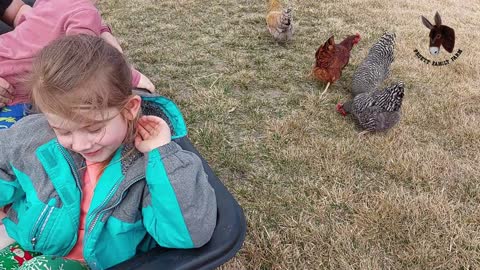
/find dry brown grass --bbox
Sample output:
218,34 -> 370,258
100,0 -> 480,268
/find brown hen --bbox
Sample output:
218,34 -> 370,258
312,33 -> 361,96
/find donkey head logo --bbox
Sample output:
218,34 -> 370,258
421,12 -> 455,55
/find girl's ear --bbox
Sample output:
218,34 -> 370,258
123,95 -> 142,120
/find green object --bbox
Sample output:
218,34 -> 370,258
0,243 -> 40,270
0,243 -> 87,270
19,255 -> 88,270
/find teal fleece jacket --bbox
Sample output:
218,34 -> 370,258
0,95 -> 217,269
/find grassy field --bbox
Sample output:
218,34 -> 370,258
100,0 -> 480,268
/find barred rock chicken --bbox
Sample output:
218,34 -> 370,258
312,33 -> 361,97
266,0 -> 293,43
337,82 -> 405,134
351,32 -> 396,96
337,32 -> 405,134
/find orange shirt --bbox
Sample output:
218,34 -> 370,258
66,162 -> 103,261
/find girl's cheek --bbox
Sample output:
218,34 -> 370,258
91,129 -> 108,145
101,123 -> 127,146
56,136 -> 72,149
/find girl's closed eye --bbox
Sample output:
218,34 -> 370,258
53,128 -> 71,136
86,124 -> 107,142
86,125 -> 105,134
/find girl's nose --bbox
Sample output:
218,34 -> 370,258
71,133 -> 93,153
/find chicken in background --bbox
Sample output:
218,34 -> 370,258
351,32 -> 396,96
336,32 -> 405,134
312,33 -> 361,97
266,0 -> 293,43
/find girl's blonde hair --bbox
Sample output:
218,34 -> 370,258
29,34 -> 138,144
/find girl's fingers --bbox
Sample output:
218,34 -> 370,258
137,122 -> 150,139
139,116 -> 166,128
146,122 -> 160,135
140,116 -> 162,127
0,96 -> 10,104
138,116 -> 167,138
141,121 -> 155,133
139,117 -> 160,134
142,115 -> 163,123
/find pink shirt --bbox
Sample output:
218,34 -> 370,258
66,161 -> 103,262
0,0 -> 140,106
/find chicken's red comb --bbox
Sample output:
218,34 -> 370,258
354,33 -> 361,43
336,103 -> 347,116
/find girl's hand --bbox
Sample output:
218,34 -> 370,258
137,72 -> 156,93
100,31 -> 123,53
135,116 -> 172,153
0,77 -> 14,108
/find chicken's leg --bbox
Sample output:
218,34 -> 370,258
358,130 -> 370,137
319,82 -> 331,97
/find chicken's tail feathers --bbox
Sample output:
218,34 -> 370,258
280,7 -> 293,27
389,81 -> 405,94
379,81 -> 405,112
394,81 -> 405,100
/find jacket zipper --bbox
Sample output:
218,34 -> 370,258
83,176 -> 143,267
85,176 -> 144,237
30,205 -> 54,250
